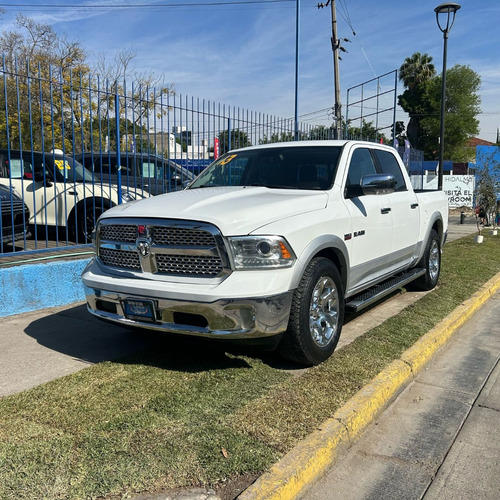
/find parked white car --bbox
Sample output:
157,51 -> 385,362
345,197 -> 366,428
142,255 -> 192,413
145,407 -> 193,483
0,150 -> 142,242
82,140 -> 448,365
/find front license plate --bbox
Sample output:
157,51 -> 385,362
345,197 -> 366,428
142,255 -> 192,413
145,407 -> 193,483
123,299 -> 156,322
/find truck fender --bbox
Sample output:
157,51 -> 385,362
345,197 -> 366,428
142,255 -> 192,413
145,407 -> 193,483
290,234 -> 350,292
416,212 -> 445,263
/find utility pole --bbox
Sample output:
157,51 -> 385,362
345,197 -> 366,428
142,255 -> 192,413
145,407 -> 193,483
318,0 -> 342,139
330,0 -> 342,139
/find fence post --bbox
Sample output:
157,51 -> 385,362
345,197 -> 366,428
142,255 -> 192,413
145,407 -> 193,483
115,82 -> 122,204
228,117 -> 232,151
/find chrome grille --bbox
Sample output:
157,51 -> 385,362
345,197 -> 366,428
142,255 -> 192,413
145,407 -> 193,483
152,226 -> 216,246
1,199 -> 25,213
156,254 -> 222,276
100,224 -> 136,243
99,248 -> 141,270
97,219 -> 228,278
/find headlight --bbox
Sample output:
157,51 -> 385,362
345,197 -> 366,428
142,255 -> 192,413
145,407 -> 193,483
227,236 -> 296,270
121,190 -> 136,203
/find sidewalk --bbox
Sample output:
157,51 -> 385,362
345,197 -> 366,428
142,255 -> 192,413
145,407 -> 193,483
303,290 -> 500,500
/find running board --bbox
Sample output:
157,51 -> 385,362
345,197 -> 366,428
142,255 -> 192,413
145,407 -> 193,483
345,268 -> 426,313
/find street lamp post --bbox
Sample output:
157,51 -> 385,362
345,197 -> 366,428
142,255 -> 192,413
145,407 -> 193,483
434,2 -> 461,190
294,0 -> 300,141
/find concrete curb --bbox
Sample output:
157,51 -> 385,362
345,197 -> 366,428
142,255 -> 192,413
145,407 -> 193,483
238,272 -> 500,500
0,258 -> 90,318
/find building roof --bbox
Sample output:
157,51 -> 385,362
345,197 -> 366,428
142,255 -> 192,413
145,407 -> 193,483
467,137 -> 495,148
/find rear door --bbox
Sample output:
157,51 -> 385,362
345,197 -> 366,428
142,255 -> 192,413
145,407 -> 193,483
372,148 -> 419,269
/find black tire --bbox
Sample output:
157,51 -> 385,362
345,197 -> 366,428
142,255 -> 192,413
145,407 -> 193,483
76,200 -> 110,243
278,257 -> 344,366
412,229 -> 441,291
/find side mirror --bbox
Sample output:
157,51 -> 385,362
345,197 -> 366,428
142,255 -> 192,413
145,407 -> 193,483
34,171 -> 45,182
360,174 -> 396,196
34,171 -> 53,187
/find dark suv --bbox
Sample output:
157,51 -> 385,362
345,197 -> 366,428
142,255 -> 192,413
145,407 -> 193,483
0,184 -> 30,246
76,152 -> 195,196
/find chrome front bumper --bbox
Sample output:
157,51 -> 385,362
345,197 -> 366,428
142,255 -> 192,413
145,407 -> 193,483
83,285 -> 293,339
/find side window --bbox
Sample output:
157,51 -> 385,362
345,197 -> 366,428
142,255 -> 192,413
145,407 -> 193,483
25,155 -> 43,179
141,161 -> 157,179
345,148 -> 377,196
373,149 -> 407,192
99,158 -> 120,176
6,159 -> 26,179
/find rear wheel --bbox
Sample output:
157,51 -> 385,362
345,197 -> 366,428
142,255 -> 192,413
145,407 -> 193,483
412,229 -> 441,291
278,257 -> 344,366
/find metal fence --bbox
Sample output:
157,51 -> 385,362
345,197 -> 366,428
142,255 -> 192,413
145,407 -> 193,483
0,58 -> 423,258
0,57 -> 336,255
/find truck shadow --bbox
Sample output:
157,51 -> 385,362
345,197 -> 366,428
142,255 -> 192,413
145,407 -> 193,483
23,303 -> 252,373
23,288 -> 410,375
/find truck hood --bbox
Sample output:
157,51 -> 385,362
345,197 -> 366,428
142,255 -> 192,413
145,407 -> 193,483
100,186 -> 328,235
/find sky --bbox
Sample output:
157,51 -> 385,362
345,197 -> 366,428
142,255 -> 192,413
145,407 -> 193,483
0,0 -> 499,143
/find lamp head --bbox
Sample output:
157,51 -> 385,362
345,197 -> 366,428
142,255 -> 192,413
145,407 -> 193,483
435,3 -> 461,34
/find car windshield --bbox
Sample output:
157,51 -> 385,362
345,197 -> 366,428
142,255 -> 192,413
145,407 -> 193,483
48,156 -> 94,183
141,160 -> 194,182
188,146 -> 342,190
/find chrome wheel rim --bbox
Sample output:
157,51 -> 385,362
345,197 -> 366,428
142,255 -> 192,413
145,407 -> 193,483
309,276 -> 339,347
429,240 -> 440,282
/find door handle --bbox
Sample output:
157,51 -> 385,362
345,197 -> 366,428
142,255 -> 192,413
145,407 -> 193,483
411,203 -> 419,209
381,207 -> 391,214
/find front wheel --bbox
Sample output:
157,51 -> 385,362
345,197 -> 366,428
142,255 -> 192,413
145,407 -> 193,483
75,200 -> 110,243
278,257 -> 344,366
412,229 -> 441,291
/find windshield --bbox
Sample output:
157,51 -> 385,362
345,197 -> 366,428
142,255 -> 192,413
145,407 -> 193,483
49,156 -> 94,183
188,146 -> 342,190
141,160 -> 194,182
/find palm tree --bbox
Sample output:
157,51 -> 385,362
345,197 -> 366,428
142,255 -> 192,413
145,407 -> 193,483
399,52 -> 436,90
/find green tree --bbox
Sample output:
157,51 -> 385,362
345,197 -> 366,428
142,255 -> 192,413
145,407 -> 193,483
475,149 -> 500,226
0,14 -> 90,151
218,129 -> 251,154
398,52 -> 481,161
399,52 -> 436,90
308,125 -> 335,140
420,65 -> 480,161
259,130 -> 308,144
398,52 -> 436,150
346,119 -> 388,143
0,16 -> 174,155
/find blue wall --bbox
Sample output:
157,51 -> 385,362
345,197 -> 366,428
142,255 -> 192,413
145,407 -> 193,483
475,145 -> 500,199
0,258 -> 90,317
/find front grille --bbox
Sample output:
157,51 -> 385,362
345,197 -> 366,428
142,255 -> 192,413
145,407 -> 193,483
152,226 -> 217,247
1,199 -> 24,213
100,248 -> 141,270
100,224 -> 136,243
1,200 -> 29,236
97,219 -> 227,278
156,254 -> 222,276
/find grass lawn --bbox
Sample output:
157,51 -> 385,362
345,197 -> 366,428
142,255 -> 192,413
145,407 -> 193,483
1,233 -> 499,499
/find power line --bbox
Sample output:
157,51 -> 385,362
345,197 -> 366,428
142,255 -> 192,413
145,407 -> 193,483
0,0 -> 295,9
335,0 -> 377,78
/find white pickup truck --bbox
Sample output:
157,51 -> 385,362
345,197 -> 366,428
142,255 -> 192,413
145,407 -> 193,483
82,141 -> 448,365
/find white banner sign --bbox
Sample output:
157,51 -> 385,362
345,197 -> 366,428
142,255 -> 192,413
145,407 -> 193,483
410,175 -> 475,208
444,176 -> 475,208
